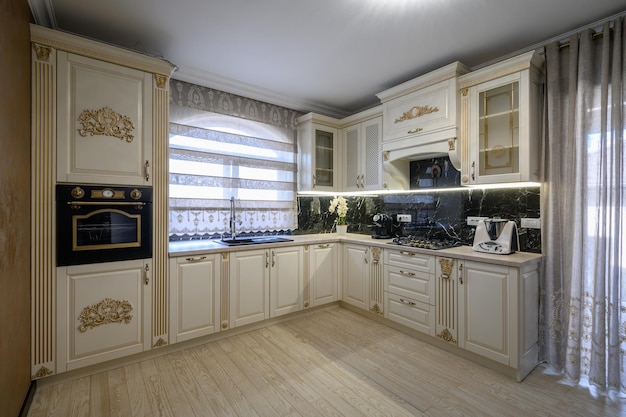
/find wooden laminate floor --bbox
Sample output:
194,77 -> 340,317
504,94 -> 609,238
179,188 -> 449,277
28,306 -> 626,417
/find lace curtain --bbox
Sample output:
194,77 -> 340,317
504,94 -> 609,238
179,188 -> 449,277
540,18 -> 625,394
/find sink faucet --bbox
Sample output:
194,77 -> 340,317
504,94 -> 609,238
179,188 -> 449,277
229,196 -> 237,239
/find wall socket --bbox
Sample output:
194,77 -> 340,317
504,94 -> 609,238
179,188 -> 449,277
397,214 -> 411,223
466,216 -> 488,226
521,218 -> 541,229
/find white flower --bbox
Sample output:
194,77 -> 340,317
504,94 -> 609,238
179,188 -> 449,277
329,196 -> 348,225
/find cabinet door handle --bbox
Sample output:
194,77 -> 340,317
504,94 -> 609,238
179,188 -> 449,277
317,244 -> 330,248
364,248 -> 369,264
399,298 -> 416,306
312,174 -> 316,188
399,270 -> 416,277
144,263 -> 150,285
266,251 -> 269,268
144,160 -> 150,182
185,256 -> 207,262
399,251 -> 415,256
272,250 -> 276,267
407,127 -> 423,134
471,161 -> 475,181
459,264 -> 464,284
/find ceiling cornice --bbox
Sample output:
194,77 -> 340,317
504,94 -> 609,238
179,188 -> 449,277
27,0 -> 57,28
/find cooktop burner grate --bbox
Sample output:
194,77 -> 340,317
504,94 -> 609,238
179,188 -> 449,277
388,235 -> 460,250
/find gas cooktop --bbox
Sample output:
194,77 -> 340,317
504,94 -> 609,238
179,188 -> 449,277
388,235 -> 460,250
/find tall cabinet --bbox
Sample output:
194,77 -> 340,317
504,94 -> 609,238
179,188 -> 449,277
30,25 -> 175,379
342,107 -> 383,192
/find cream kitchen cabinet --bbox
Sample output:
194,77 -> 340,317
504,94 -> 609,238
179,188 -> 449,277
307,242 -> 339,308
384,249 -> 435,335
56,51 -> 154,186
229,246 -> 303,328
343,112 -> 383,192
458,258 -> 540,381
297,113 -> 341,192
435,257 -> 460,345
270,246 -> 304,317
342,243 -> 371,310
376,62 -> 470,169
56,259 -> 152,372
169,254 -> 221,344
458,51 -> 544,185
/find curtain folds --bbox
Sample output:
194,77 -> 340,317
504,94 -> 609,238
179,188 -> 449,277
540,17 -> 626,394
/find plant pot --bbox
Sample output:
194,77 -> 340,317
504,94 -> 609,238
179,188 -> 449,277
336,225 -> 348,235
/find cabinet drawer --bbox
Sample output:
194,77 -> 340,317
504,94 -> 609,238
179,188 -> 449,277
386,250 -> 434,274
386,292 -> 435,336
386,265 -> 433,305
383,79 -> 454,143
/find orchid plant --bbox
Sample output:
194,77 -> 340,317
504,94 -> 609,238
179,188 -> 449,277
328,196 -> 348,225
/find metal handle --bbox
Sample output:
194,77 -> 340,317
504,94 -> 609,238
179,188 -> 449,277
407,127 -> 423,134
399,270 -> 416,277
144,160 -> 150,182
399,251 -> 415,256
459,264 -> 464,284
471,161 -> 475,181
265,251 -> 269,268
185,256 -> 207,262
317,244 -> 330,248
272,250 -> 276,267
364,248 -> 369,264
144,264 -> 150,285
355,175 -> 360,188
399,298 -> 416,306
312,174 -> 316,188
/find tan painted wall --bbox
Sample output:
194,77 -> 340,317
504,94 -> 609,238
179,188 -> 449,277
0,0 -> 32,415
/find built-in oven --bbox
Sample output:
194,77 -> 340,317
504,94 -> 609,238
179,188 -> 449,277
56,184 -> 152,266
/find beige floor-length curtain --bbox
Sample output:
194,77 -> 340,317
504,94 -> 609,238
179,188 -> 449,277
540,17 -> 625,394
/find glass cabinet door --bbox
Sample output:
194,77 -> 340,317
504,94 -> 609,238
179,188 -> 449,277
478,81 -> 520,177
314,129 -> 334,188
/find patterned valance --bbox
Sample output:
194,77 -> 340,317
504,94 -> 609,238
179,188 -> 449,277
170,79 -> 302,130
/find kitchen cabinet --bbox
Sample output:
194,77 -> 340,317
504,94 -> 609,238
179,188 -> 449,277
56,259 -> 152,372
229,249 -> 269,327
384,249 -> 435,335
56,51 -> 153,186
342,243 -> 371,310
169,254 -> 221,343
458,51 -> 544,185
376,62 -> 470,171
297,113 -> 341,192
435,257 -> 460,345
30,25 -> 174,379
343,113 -> 383,192
270,246 -> 304,317
308,242 -> 339,308
229,246 -> 303,327
458,258 -> 540,381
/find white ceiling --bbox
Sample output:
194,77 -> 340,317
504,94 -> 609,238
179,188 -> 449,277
29,0 -> 626,118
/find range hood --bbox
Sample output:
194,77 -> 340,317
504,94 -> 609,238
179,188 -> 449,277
376,62 -> 469,189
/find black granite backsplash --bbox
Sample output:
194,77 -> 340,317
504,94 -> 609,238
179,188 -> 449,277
295,187 -> 541,253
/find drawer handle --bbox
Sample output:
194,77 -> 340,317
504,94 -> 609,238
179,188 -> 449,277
185,256 -> 207,262
399,270 -> 416,277
399,251 -> 415,256
399,298 -> 416,306
407,127 -> 423,134
317,244 -> 330,248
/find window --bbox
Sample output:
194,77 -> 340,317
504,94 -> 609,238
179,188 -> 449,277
168,110 -> 298,238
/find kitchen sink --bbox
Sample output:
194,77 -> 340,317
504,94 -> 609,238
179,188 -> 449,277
216,236 -> 294,246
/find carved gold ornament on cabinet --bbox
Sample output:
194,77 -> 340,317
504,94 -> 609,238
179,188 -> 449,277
437,328 -> 457,344
77,298 -> 133,333
394,105 -> 439,123
77,106 -> 135,142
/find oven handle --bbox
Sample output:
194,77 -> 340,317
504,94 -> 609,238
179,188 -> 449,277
67,201 -> 147,210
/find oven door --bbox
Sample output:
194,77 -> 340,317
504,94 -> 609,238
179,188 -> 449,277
57,201 -> 152,266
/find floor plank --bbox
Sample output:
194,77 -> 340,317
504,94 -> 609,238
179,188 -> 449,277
28,306 -> 626,417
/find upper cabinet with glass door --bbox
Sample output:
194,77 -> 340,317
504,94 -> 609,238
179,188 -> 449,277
458,51 -> 544,185
297,113 -> 341,192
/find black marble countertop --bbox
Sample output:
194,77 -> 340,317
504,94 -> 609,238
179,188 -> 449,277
169,233 -> 541,267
